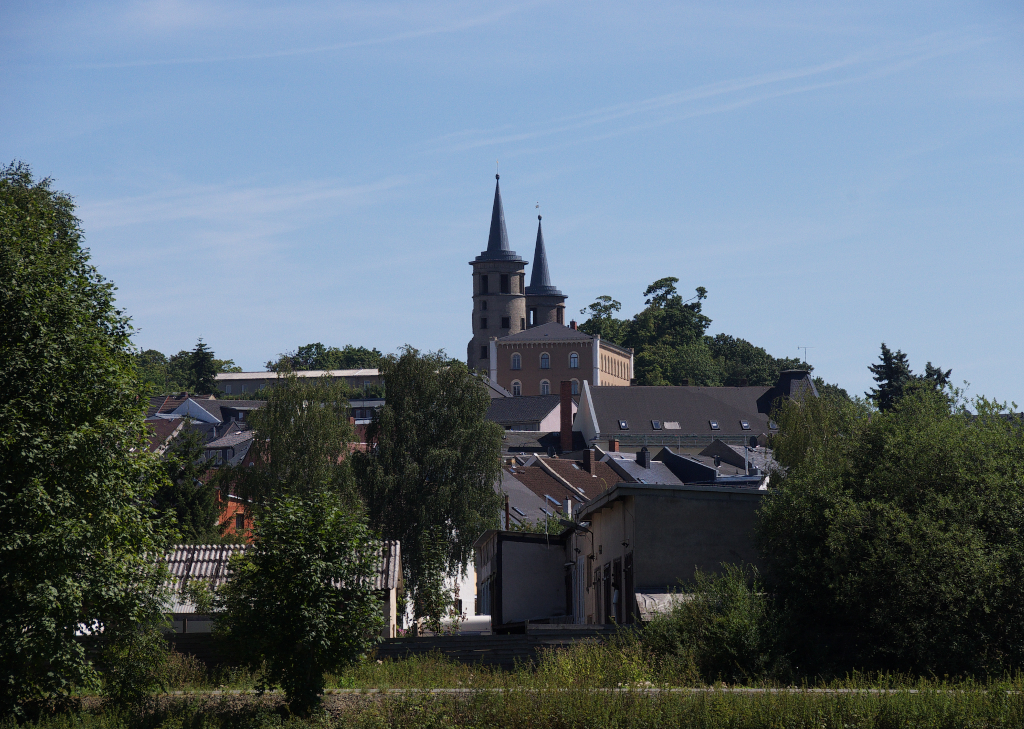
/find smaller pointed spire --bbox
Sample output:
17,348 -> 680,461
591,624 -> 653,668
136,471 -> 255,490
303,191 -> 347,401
526,215 -> 562,296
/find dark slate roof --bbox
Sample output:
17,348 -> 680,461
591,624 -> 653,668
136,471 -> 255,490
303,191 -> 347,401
475,175 -> 525,263
501,430 -> 586,454
204,430 -> 254,450
525,216 -> 563,297
603,451 -> 683,485
698,440 -> 777,473
189,398 -> 266,423
499,321 -> 593,343
486,394 -> 562,426
588,385 -> 781,437
499,469 -> 556,525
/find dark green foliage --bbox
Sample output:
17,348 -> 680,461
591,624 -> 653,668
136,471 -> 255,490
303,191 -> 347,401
644,565 -> 778,683
267,342 -> 384,372
0,163 -> 173,712
355,347 -> 503,623
578,281 -> 809,387
225,374 -> 358,509
813,376 -> 850,401
153,422 -> 223,543
214,492 -> 385,715
867,342 -> 951,411
137,343 -> 238,396
758,384 -> 1024,677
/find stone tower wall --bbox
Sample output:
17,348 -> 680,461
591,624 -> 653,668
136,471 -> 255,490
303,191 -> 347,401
467,260 -> 526,369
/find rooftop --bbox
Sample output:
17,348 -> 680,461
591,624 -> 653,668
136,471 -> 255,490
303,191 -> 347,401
215,369 -> 379,380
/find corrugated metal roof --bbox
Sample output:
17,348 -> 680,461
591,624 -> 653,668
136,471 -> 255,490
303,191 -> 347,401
161,540 -> 401,613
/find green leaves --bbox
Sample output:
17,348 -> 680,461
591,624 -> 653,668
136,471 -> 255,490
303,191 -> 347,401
0,163 -> 174,713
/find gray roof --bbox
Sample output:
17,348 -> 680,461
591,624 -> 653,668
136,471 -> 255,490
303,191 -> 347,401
698,440 -> 777,473
475,175 -> 525,263
190,398 -> 266,423
588,385 -> 779,437
498,469 -> 553,525
204,429 -> 253,450
484,379 -> 513,398
486,395 -> 562,426
525,216 -> 563,297
162,541 -> 402,613
499,322 -> 593,343
602,451 -> 683,485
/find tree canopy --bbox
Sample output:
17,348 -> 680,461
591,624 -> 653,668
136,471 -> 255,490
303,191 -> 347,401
136,339 -> 240,395
758,383 -> 1024,676
0,163 -> 172,711
152,421 -> 224,544
354,347 -> 503,621
578,280 -> 806,386
867,342 -> 951,411
266,342 -> 384,372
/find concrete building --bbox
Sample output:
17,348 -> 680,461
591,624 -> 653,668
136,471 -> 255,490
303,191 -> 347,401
214,369 -> 381,396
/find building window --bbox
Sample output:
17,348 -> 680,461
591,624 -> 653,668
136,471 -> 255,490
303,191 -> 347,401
571,379 -> 579,395
501,316 -> 510,329
512,380 -> 521,396
500,274 -> 510,294
511,353 -> 521,370
569,352 -> 579,369
557,308 -> 563,324
224,384 -> 232,394
540,353 -> 550,369
481,300 -> 487,311
237,411 -> 245,421
540,380 -> 550,395
235,513 -> 244,530
480,275 -> 489,294
480,317 -> 487,329
528,308 -> 536,326
520,317 -> 525,330
480,345 -> 488,360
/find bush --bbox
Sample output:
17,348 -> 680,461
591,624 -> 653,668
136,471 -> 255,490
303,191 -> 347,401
643,564 -> 777,683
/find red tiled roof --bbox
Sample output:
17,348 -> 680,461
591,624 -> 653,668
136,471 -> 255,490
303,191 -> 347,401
544,458 -> 621,500
145,417 -> 181,452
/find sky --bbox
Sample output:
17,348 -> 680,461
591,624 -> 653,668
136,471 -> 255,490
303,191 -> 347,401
3,1 -> 1023,404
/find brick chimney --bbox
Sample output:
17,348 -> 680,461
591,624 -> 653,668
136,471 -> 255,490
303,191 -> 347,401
583,447 -> 595,473
560,381 -> 573,452
569,320 -> 578,330
608,438 -> 619,452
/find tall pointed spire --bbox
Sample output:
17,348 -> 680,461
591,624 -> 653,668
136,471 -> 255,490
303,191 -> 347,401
526,215 -> 562,295
475,174 -> 524,262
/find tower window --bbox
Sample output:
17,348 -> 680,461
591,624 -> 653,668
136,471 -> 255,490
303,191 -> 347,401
512,380 -> 522,396
500,274 -> 510,294
529,308 -> 536,326
557,308 -> 563,324
480,317 -> 487,329
511,353 -> 521,370
480,346 -> 488,360
540,353 -> 550,369
481,300 -> 487,311
501,316 -> 510,329
480,275 -> 489,294
540,380 -> 550,395
520,318 -> 525,330
571,379 -> 579,395
569,352 -> 579,369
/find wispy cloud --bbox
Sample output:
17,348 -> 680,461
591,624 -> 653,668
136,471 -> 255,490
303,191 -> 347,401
73,1 -> 544,69
430,32 -> 988,154
79,174 -> 415,232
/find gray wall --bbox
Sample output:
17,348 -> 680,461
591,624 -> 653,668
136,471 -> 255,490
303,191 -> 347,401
501,538 -> 566,624
633,486 -> 763,592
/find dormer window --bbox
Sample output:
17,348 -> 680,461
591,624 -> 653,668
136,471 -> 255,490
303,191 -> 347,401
709,420 -> 720,430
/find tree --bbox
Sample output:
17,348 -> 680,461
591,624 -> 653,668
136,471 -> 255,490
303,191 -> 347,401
214,492 -> 384,715
706,334 -> 808,387
0,163 -> 172,712
225,374 -> 358,508
354,347 -> 503,623
867,343 -> 951,411
758,383 -> 1024,677
266,342 -> 384,372
153,422 -> 223,543
578,296 -> 629,344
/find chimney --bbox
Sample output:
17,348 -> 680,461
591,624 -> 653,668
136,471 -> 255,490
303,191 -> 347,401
563,497 -> 573,519
636,446 -> 651,469
714,455 -> 721,467
560,381 -> 573,452
569,320 -> 578,330
608,438 -> 619,452
583,447 -> 594,473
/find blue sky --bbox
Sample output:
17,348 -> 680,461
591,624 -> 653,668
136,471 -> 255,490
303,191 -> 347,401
3,1 -> 1022,403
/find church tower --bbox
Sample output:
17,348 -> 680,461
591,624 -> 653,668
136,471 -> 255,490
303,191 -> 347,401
467,175 -> 527,368
524,215 -> 566,327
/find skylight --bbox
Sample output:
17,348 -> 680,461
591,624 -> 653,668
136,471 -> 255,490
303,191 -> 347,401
540,507 -> 553,516
768,420 -> 778,430
740,420 -> 751,430
545,494 -> 561,506
511,506 -> 526,516
651,420 -> 662,430
709,420 -> 720,430
618,420 -> 629,430
664,421 -> 680,430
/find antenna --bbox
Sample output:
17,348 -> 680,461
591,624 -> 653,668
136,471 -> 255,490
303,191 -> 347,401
798,346 -> 814,364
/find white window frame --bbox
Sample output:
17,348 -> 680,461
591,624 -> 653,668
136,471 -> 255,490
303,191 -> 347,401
512,380 -> 522,396
571,379 -> 580,395
540,380 -> 550,395
569,352 -> 579,369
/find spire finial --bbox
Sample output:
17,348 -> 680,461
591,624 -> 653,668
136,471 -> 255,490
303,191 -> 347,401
538,214 -> 542,221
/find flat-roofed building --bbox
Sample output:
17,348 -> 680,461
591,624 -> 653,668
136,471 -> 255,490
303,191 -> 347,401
214,369 -> 381,396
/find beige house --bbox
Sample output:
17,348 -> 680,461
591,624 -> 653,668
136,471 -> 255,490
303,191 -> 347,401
489,322 -> 632,398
